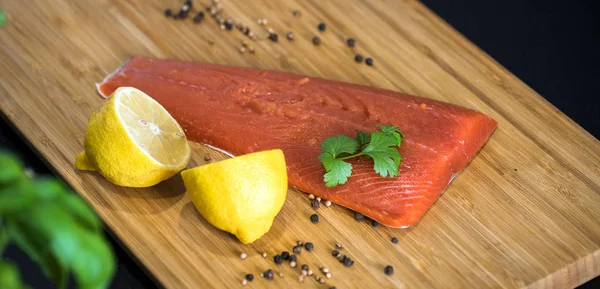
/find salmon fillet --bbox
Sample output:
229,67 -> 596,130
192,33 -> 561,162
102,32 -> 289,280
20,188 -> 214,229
98,57 -> 497,227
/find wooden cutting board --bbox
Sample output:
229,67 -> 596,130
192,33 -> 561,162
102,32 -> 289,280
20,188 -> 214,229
1,0 -> 599,288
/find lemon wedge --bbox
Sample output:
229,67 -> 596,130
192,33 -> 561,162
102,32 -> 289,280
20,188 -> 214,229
76,87 -> 190,187
181,149 -> 287,244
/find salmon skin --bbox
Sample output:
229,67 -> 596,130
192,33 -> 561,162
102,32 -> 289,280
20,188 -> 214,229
98,57 -> 497,228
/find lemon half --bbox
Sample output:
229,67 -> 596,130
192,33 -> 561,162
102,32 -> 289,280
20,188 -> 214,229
181,149 -> 287,244
76,87 -> 190,187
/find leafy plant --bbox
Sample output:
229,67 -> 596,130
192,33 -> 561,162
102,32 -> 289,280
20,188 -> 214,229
0,151 -> 115,289
318,125 -> 404,187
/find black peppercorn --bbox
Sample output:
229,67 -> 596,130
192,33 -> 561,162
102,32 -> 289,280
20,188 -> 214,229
354,54 -> 364,63
384,265 -> 394,275
274,254 -> 283,264
301,264 -> 309,271
224,21 -> 233,30
293,245 -> 302,254
312,36 -> 321,45
371,220 -> 379,227
289,254 -> 297,262
164,9 -> 173,17
245,273 -> 254,281
344,257 -> 354,267
264,269 -> 274,279
332,250 -> 339,257
391,237 -> 398,244
281,251 -> 290,260
354,212 -> 364,221
193,12 -> 204,23
311,198 -> 320,209
318,22 -> 326,31
310,214 -> 319,223
268,33 -> 279,42
304,242 -> 314,251
347,38 -> 356,47
365,58 -> 374,66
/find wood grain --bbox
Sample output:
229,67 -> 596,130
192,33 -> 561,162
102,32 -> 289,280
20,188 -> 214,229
1,0 -> 599,288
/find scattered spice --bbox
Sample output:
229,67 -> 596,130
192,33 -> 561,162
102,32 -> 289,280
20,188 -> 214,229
262,252 -> 267,258
286,32 -> 295,41
325,272 -> 332,279
335,243 -> 343,249
312,36 -> 321,45
268,33 -> 279,42
290,261 -> 297,268
281,251 -> 290,260
307,269 -> 314,276
371,220 -> 379,227
239,46 -> 246,54
308,194 -> 315,200
344,257 -> 354,267
298,275 -> 305,282
278,272 -> 284,278
301,264 -> 309,271
316,197 -> 322,202
318,276 -> 326,284
245,273 -> 254,282
365,57 -> 374,66
384,265 -> 394,275
164,9 -> 173,17
240,252 -> 248,260
241,279 -> 247,286
354,212 -> 364,221
224,21 -> 233,30
178,9 -> 189,19
331,250 -> 339,257
311,198 -> 320,209
297,240 -> 304,246
324,200 -> 332,207
204,154 -> 212,161
193,12 -> 205,23
293,245 -> 302,254
263,269 -> 274,280
304,242 -> 314,251
301,270 -> 308,276
321,267 -> 329,274
354,54 -> 364,63
347,38 -> 356,47
289,254 -> 297,262
274,254 -> 283,264
391,237 -> 399,244
318,22 -> 327,31
293,10 -> 302,17
310,214 -> 319,223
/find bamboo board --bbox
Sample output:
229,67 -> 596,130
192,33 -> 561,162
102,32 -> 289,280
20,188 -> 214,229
1,0 -> 599,288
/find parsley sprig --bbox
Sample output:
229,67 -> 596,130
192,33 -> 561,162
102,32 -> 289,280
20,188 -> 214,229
318,125 -> 404,187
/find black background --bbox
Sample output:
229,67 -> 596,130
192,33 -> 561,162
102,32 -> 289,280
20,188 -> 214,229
1,0 -> 598,288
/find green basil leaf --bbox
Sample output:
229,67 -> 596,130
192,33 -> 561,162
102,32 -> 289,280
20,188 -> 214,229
0,179 -> 36,215
0,152 -> 23,185
0,260 -> 30,289
56,194 -> 102,233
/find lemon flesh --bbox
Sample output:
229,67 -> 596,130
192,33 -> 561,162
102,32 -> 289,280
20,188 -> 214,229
181,149 -> 287,244
76,87 -> 190,187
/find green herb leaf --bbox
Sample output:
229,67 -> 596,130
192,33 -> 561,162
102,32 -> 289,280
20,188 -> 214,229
0,152 -> 22,185
318,125 -> 404,187
378,125 -> 403,146
319,134 -> 359,158
0,260 -> 30,289
319,154 -> 353,187
356,131 -> 371,146
362,132 -> 402,177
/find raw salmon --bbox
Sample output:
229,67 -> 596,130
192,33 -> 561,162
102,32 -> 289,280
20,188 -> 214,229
98,57 -> 497,228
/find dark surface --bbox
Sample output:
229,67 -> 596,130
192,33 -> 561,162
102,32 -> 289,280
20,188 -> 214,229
1,0 -> 599,288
